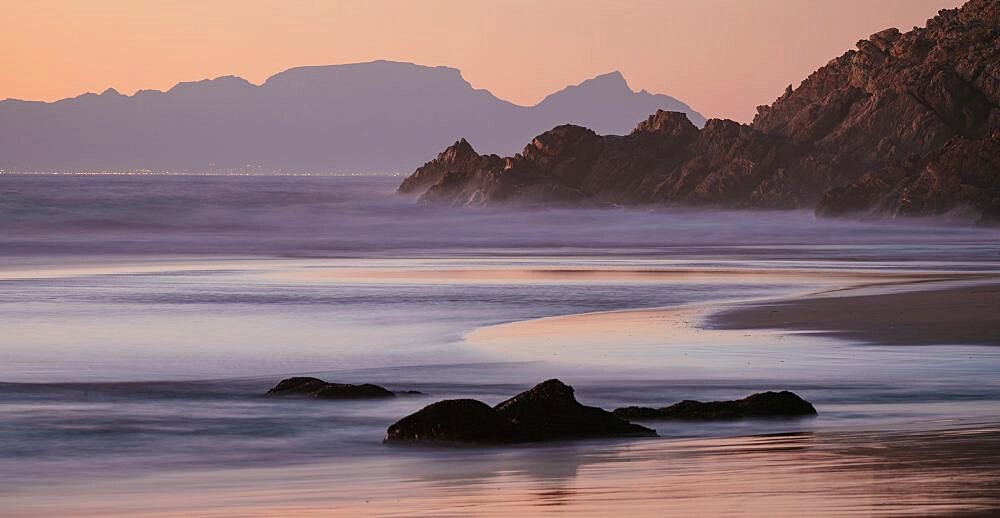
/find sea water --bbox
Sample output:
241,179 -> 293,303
2,174 -> 999,515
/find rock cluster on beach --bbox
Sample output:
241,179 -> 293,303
384,379 -> 656,444
398,0 -> 999,223
613,391 -> 817,421
267,376 -> 420,399
383,381 -> 818,444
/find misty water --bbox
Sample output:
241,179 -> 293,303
2,174 -> 1000,515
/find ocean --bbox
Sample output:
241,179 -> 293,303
2,174 -> 999,515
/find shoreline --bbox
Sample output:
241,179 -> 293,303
709,280 -> 1000,346
5,262 -> 1000,516
468,275 -> 1000,352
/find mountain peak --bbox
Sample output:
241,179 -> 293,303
533,70 -> 705,132
536,72 -> 632,104
262,60 -> 466,88
576,71 -> 630,91
167,75 -> 253,94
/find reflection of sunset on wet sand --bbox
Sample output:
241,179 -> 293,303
10,426 -> 998,517
266,263 -> 972,286
466,274 -> 1000,366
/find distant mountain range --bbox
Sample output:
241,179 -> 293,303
400,0 -> 998,224
0,61 -> 703,172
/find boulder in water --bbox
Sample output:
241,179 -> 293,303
266,376 -> 408,399
384,399 -> 519,443
614,391 -> 817,420
384,379 -> 655,444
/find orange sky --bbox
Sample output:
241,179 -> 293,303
2,0 -> 962,122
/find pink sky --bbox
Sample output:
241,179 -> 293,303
2,0 -> 962,122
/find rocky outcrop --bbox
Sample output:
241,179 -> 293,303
397,138 -> 490,196
384,399 -> 519,443
406,131 -> 592,206
493,379 -> 655,440
267,377 -> 332,396
399,112 -> 798,208
383,379 -> 655,444
398,0 -> 999,222
266,376 -> 416,399
816,130 -> 1000,221
613,391 -> 817,420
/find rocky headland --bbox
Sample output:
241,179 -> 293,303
399,0 -> 999,222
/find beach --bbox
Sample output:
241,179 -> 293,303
4,262 -> 1000,516
711,281 -> 1000,346
2,175 -> 999,516
8,424 -> 1000,517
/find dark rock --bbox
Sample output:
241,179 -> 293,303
383,379 -> 656,444
816,131 -> 1000,219
980,204 -> 1000,225
411,131 -> 589,207
632,110 -> 702,140
613,391 -> 817,420
615,401 -> 743,420
397,138 -> 488,196
265,376 -> 331,396
735,391 -> 818,417
384,399 -> 519,443
494,379 -> 655,440
314,383 -> 394,399
398,0 -> 999,222
266,377 -> 397,399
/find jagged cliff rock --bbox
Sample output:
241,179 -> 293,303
401,110 -> 825,209
399,0 -> 999,221
817,130 -> 1000,222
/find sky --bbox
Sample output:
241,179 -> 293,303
2,0 -> 962,122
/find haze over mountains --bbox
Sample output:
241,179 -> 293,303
0,60 -> 703,173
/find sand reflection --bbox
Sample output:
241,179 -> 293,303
267,264 -> 952,286
8,425 -> 998,516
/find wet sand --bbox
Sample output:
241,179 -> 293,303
265,264 -> 975,285
469,276 -> 1000,355
7,424 -> 999,517
5,257 -> 999,516
711,282 -> 1000,346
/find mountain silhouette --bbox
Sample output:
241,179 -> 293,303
0,60 -> 703,172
